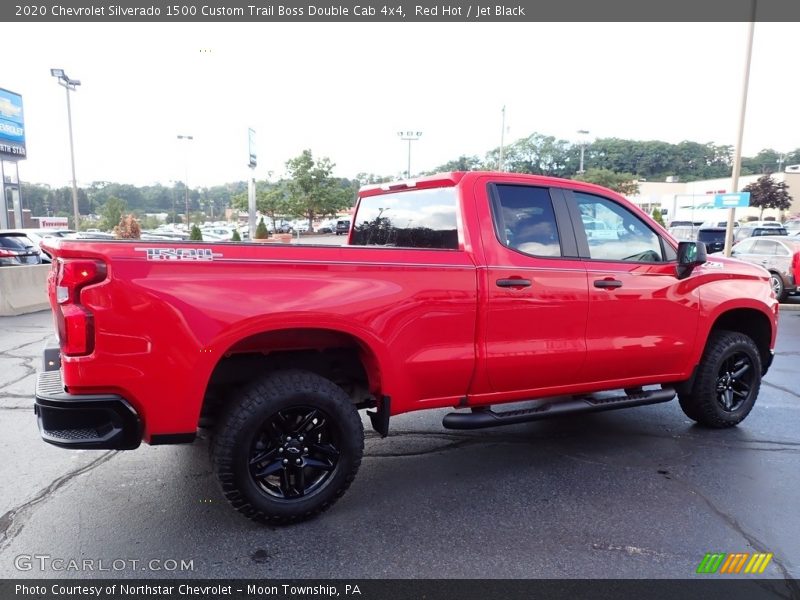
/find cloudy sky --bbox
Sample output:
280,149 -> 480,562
3,22 -> 798,188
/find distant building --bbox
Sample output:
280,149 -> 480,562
626,171 -> 800,223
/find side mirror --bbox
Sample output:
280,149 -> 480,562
676,241 -> 707,280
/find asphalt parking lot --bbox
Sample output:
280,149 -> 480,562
0,304 -> 799,586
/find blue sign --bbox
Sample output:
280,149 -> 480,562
0,88 -> 26,160
713,192 -> 750,208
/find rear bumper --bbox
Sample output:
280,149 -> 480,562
35,369 -> 142,450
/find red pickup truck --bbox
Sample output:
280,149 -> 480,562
36,171 -> 778,524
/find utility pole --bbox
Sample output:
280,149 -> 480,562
499,106 -> 506,171
723,11 -> 756,258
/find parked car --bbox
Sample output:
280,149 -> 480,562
668,220 -> 695,228
733,226 -> 788,244
744,221 -> 783,228
335,219 -> 351,235
0,232 -> 43,266
730,236 -> 800,302
669,225 -> 699,242
0,229 -> 57,262
67,231 -> 116,240
696,227 -> 727,254
699,221 -> 739,228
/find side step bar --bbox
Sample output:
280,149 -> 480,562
442,387 -> 676,430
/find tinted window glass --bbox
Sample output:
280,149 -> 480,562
0,235 -> 28,249
351,187 -> 459,249
491,185 -> 561,257
574,192 -> 663,262
698,230 -> 725,244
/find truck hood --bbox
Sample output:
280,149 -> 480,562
699,254 -> 770,280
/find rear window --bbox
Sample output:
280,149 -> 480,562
351,187 -> 459,250
0,235 -> 29,249
698,230 -> 725,243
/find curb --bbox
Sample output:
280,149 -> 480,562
779,302 -> 800,311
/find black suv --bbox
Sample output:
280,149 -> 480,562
697,227 -> 726,253
335,220 -> 350,236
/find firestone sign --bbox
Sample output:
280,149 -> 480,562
0,88 -> 26,160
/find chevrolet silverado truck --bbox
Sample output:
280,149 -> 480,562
35,171 -> 778,524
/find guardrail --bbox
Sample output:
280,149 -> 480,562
0,264 -> 50,316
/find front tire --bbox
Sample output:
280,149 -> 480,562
212,370 -> 364,524
678,330 -> 761,428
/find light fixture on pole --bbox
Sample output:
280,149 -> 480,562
397,131 -> 422,179
577,129 -> 590,174
51,68 -> 81,229
177,134 -> 194,225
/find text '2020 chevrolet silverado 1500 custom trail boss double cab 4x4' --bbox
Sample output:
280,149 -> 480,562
35,171 -> 778,524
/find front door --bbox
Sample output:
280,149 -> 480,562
566,190 -> 700,385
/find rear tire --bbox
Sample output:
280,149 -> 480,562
211,369 -> 364,524
677,330 -> 761,428
769,272 -> 787,303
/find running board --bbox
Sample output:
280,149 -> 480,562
442,387 -> 676,430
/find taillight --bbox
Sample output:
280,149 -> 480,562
54,259 -> 107,356
793,252 -> 800,278
0,248 -> 19,257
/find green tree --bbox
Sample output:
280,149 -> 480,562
231,229 -> 242,241
254,217 -> 269,239
573,168 -> 640,196
285,150 -> 352,230
427,155 -> 483,174
651,207 -> 665,227
99,197 -> 126,232
190,224 -> 203,240
743,175 -> 793,219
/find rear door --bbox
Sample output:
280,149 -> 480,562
564,189 -> 699,384
476,179 -> 589,395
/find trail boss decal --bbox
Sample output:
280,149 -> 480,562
136,248 -> 223,261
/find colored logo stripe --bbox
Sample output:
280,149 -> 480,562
697,552 -> 773,575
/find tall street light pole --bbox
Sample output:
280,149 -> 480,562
177,135 -> 194,225
724,10 -> 756,258
51,69 -> 81,230
577,129 -> 590,174
398,131 -> 422,179
499,106 -> 506,171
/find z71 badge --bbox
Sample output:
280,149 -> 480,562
136,248 -> 223,261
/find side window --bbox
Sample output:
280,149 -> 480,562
574,192 -> 664,262
733,238 -> 755,254
751,240 -> 777,255
351,187 -> 459,250
491,185 -> 562,257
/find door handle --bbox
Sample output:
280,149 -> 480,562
594,278 -> 623,289
496,278 -> 532,288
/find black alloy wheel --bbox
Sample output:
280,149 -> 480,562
714,352 -> 756,413
248,406 -> 341,499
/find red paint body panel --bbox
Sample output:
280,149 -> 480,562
41,171 -> 778,442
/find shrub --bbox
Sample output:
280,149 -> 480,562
190,224 -> 203,241
113,214 -> 141,239
231,229 -> 242,242
651,207 -> 665,227
254,217 -> 269,239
